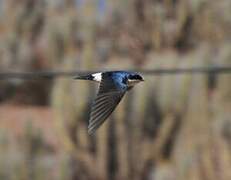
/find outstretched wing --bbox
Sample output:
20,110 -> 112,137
88,73 -> 126,134
88,91 -> 125,134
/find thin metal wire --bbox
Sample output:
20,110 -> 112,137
0,66 -> 230,79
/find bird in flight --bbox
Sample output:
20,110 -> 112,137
74,71 -> 144,135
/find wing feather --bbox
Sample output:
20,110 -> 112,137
88,72 -> 127,135
88,91 -> 125,135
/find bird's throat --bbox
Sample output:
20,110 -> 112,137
127,79 -> 140,86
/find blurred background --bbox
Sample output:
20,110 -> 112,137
0,0 -> 231,179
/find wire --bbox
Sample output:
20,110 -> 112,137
0,66 -> 230,79
140,66 -> 231,75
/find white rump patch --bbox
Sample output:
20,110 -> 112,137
92,73 -> 102,82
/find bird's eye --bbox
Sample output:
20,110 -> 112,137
128,75 -> 133,79
128,74 -> 143,80
135,75 -> 141,80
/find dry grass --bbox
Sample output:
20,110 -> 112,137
0,0 -> 230,179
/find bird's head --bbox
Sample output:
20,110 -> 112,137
127,73 -> 144,86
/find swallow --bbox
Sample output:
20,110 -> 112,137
74,71 -> 144,134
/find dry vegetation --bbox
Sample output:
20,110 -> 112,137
0,0 -> 230,179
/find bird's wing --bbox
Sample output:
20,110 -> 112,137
98,73 -> 122,93
88,74 -> 126,134
88,91 -> 125,134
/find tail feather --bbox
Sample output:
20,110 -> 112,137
74,74 -> 94,81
